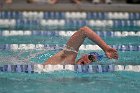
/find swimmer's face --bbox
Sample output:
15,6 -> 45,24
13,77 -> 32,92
76,54 -> 97,65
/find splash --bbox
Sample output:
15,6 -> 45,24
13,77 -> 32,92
0,49 -> 47,65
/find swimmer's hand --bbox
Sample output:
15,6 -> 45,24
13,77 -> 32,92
104,47 -> 118,59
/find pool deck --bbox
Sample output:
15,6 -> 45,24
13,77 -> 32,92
1,2 -> 140,12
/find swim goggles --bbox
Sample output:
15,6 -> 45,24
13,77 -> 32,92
88,52 -> 104,62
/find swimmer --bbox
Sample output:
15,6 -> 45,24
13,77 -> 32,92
43,26 -> 118,65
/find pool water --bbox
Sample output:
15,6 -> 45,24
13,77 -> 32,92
0,36 -> 140,93
0,11 -> 140,93
0,71 -> 140,93
0,36 -> 140,64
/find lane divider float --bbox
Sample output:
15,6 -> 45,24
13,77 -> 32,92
0,44 -> 139,51
1,30 -> 140,37
0,64 -> 140,73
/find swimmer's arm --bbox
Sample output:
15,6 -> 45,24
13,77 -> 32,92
80,26 -> 118,59
80,26 -> 110,52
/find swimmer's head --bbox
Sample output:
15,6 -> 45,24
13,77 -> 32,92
76,52 -> 103,65
76,54 -> 97,65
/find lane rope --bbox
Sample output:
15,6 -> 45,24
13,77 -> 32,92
0,64 -> 140,73
0,44 -> 139,51
1,30 -> 140,37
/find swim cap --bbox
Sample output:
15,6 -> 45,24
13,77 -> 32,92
89,52 -> 104,61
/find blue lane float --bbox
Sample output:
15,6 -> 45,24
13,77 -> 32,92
1,30 -> 140,37
0,64 -> 115,73
1,19 -> 140,29
74,65 -> 113,73
0,64 -> 140,73
0,11 -> 140,20
0,64 -> 34,73
0,44 -> 139,51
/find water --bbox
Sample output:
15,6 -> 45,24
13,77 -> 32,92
0,71 -> 140,93
0,35 -> 139,64
0,35 -> 140,93
0,11 -> 140,93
